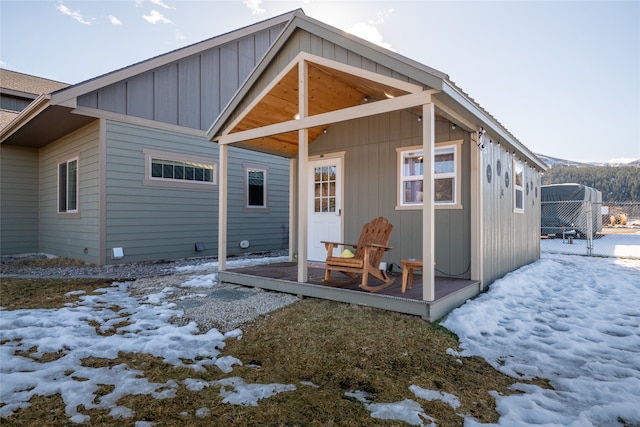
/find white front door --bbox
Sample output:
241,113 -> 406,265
308,156 -> 343,261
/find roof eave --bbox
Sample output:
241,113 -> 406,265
0,94 -> 50,144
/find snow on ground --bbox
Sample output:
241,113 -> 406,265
2,249 -> 640,425
443,253 -> 640,426
541,231 -> 640,259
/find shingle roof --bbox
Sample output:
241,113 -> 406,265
0,69 -> 69,95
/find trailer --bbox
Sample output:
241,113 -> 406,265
541,183 -> 603,238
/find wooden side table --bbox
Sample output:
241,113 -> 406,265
401,259 -> 423,293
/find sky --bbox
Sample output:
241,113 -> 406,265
0,0 -> 638,163
1,241 -> 640,425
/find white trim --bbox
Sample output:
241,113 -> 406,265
209,51 -> 425,140
57,156 -> 79,214
422,103 -> 435,302
513,159 -> 524,214
216,90 -> 436,145
395,139 -> 463,210
244,164 -> 269,210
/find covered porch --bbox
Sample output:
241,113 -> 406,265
218,262 -> 480,322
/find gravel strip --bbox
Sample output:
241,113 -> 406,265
1,251 -> 300,333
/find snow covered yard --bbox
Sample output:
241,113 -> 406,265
1,252 -> 639,426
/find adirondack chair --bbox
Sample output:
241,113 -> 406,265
321,216 -> 394,292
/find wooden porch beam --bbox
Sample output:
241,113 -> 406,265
215,90 -> 437,145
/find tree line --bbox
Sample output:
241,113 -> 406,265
541,166 -> 640,202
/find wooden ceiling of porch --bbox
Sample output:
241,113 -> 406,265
227,61 -> 413,155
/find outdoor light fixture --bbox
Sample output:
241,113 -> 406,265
451,123 -> 456,130
418,116 -> 422,122
293,113 -> 300,120
323,128 -> 328,134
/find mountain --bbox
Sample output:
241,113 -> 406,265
535,154 -> 640,168
537,154 -> 640,201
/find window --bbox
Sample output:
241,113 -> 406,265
151,158 -> 214,183
514,160 -> 524,213
247,168 -> 266,208
143,149 -> 217,189
58,158 -> 78,213
397,140 -> 462,209
434,146 -> 456,203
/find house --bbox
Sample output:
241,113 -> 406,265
206,10 -> 547,321
0,12 -> 295,265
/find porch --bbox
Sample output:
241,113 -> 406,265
218,261 -> 481,322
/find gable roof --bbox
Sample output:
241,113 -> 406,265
208,11 -> 546,171
0,10 -> 300,147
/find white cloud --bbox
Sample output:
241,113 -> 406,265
347,22 -> 393,51
150,0 -> 175,10
243,0 -> 265,15
108,15 -> 122,26
175,30 -> 186,41
143,10 -> 173,24
55,3 -> 93,25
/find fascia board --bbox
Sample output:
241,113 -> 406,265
206,12 -> 304,139
207,12 -> 444,140
50,11 -> 299,107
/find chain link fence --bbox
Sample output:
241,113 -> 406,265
541,201 -> 640,259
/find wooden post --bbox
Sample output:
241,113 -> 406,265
297,60 -> 309,282
218,143 -> 228,271
422,102 -> 435,301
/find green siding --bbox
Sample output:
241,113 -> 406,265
104,121 -> 289,264
38,121 -> 101,263
0,145 -> 39,254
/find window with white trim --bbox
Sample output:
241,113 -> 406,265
397,140 -> 462,209
246,167 -> 267,208
514,160 -> 524,213
58,157 -> 78,213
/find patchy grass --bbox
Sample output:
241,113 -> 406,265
1,278 -> 551,426
0,277 -> 115,310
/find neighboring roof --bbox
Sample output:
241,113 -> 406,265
0,69 -> 69,96
0,110 -> 19,130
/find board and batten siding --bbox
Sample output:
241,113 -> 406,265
38,121 -> 101,263
480,141 -> 541,285
0,145 -> 39,254
77,25 -> 284,132
104,121 -> 289,264
309,112 -> 472,278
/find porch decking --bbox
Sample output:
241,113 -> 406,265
218,261 -> 481,322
